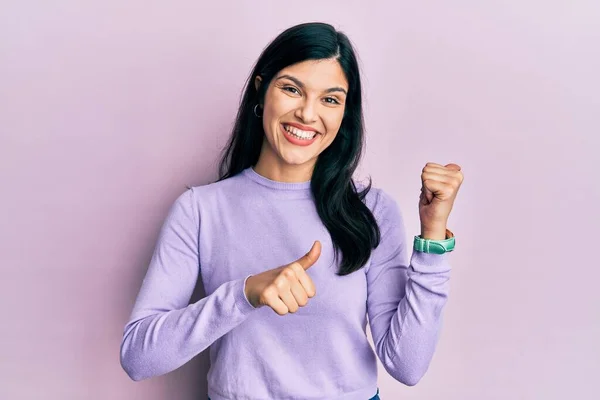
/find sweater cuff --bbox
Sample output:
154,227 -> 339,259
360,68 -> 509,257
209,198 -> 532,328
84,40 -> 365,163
233,274 -> 257,314
410,250 -> 452,274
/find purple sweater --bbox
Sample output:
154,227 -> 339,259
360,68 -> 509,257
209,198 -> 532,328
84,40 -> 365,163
120,166 -> 452,400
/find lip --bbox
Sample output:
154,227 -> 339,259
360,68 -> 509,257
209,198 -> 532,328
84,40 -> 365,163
280,123 -> 319,146
283,122 -> 319,133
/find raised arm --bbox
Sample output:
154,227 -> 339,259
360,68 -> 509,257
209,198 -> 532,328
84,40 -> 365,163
366,189 -> 451,386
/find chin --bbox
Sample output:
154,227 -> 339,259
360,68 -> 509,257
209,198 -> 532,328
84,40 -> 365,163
280,154 -> 314,166
276,147 -> 314,164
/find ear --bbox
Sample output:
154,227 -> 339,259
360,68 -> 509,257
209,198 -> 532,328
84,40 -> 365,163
254,75 -> 262,92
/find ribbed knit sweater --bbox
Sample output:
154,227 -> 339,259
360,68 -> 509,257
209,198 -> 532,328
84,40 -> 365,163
120,166 -> 452,400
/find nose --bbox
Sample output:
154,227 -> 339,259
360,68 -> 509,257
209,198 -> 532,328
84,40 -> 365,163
294,98 -> 317,124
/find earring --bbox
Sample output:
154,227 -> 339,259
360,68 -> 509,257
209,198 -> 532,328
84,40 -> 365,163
253,104 -> 262,118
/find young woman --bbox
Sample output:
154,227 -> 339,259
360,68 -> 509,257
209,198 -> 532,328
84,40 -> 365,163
120,22 -> 463,400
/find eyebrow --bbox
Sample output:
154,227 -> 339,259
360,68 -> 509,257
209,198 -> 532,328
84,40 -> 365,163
276,74 -> 348,95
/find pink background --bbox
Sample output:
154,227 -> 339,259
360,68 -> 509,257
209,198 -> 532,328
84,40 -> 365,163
1,1 -> 599,399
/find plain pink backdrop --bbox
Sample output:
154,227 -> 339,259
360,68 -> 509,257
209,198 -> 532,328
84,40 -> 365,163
1,1 -> 599,399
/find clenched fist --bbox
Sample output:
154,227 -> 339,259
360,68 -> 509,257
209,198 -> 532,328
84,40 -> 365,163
244,241 -> 321,315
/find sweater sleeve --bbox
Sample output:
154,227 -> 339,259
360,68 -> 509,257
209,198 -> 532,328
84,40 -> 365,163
366,189 -> 451,386
119,188 -> 258,381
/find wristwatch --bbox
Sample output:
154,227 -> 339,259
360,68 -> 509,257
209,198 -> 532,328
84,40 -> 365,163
413,228 -> 455,254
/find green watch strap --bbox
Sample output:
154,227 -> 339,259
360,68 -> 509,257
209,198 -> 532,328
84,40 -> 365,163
413,228 -> 455,254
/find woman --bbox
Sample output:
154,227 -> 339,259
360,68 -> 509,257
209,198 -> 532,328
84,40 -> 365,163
120,22 -> 463,400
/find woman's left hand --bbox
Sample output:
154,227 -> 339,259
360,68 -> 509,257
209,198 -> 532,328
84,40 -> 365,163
419,162 -> 464,234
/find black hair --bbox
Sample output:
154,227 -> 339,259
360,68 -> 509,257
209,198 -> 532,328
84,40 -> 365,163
216,22 -> 380,276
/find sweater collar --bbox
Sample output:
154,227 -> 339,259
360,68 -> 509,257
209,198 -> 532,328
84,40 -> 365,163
242,166 -> 312,197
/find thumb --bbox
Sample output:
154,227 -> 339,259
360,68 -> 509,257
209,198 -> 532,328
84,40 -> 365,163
444,163 -> 461,171
420,182 -> 434,205
295,240 -> 321,270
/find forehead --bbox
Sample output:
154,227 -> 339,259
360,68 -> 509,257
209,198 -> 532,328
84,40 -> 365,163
276,59 -> 348,91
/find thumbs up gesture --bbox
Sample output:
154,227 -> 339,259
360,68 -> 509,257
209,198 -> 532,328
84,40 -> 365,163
244,241 -> 321,315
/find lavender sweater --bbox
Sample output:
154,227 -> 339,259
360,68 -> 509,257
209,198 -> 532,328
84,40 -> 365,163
120,166 -> 452,400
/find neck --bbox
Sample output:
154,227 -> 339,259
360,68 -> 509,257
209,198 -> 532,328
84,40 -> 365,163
253,141 -> 315,183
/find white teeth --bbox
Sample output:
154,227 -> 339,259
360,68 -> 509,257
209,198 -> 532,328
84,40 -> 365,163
284,124 -> 316,139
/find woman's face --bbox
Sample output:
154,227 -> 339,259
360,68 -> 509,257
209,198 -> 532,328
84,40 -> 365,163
255,58 -> 348,170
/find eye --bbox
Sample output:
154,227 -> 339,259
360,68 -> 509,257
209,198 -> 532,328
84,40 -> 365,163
283,86 -> 300,95
323,97 -> 340,105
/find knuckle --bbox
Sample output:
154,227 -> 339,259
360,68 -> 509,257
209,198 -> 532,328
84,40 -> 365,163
282,267 -> 295,279
285,263 -> 297,275
262,286 -> 277,298
274,277 -> 288,289
289,263 -> 303,275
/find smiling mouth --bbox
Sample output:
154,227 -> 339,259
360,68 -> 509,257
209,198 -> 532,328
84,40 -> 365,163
282,123 -> 319,140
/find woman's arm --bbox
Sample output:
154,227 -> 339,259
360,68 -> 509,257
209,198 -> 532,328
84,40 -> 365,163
119,188 -> 257,381
366,189 -> 451,386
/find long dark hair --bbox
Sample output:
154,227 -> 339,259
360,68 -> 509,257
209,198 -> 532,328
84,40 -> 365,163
216,22 -> 381,276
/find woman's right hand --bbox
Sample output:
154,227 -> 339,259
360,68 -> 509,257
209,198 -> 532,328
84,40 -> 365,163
244,241 -> 321,315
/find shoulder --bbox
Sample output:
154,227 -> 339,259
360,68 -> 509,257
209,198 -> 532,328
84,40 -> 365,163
167,172 -> 246,221
184,171 -> 246,205
354,179 -> 400,216
354,179 -> 405,231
